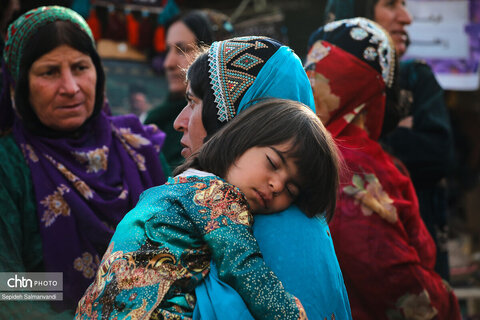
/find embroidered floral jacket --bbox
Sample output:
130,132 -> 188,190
75,174 -> 306,320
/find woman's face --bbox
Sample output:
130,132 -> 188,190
173,82 -> 207,158
164,21 -> 197,95
28,45 -> 97,131
374,0 -> 412,57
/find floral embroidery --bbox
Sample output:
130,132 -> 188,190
193,179 -> 252,232
73,146 -> 109,173
294,297 -> 308,320
118,189 -> 128,199
387,290 -> 438,320
306,71 -> 340,124
40,184 -> 71,227
134,153 -> 147,171
78,241 -> 206,319
205,220 -> 220,232
45,155 -> 94,200
343,173 -> 398,223
74,252 -> 100,279
117,127 -> 151,149
305,40 -> 331,66
20,143 -> 39,162
113,125 -> 148,172
74,180 -> 94,199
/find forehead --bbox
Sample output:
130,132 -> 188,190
31,45 -> 90,66
166,21 -> 197,46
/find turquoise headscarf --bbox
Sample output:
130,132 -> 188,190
194,36 -> 352,320
206,36 -> 315,121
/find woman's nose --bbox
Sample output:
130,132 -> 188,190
60,70 -> 80,95
173,105 -> 190,132
397,5 -> 412,25
164,48 -> 177,70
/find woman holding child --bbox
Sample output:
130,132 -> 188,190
76,37 -> 352,319
174,36 -> 352,319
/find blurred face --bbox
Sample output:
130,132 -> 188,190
164,21 -> 197,94
374,0 -> 412,57
130,92 -> 151,114
173,83 -> 207,158
28,45 -> 97,131
226,142 -> 300,214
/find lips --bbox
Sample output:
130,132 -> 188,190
255,189 -> 271,210
59,102 -> 82,109
390,30 -> 408,41
179,140 -> 191,158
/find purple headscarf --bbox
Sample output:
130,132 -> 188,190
2,6 -> 166,309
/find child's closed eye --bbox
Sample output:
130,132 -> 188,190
286,183 -> 300,199
266,155 -> 277,170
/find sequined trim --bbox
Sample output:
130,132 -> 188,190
363,47 -> 378,61
350,27 -> 368,40
323,18 -> 395,88
208,36 -> 274,122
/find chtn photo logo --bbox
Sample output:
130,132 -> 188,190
0,272 -> 62,292
7,275 -> 33,288
6,274 -> 58,288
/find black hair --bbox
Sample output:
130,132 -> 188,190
323,0 -> 378,24
175,98 -> 341,221
15,20 -> 105,137
167,9 -> 234,47
186,52 -> 220,136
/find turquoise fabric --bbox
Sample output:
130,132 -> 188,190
76,175 -> 304,319
194,207 -> 352,320
194,41 -> 352,320
237,46 -> 315,113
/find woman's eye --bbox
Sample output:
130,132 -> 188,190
76,64 -> 89,71
42,69 -> 57,77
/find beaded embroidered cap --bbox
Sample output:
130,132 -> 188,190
207,36 -> 282,122
307,18 -> 396,89
3,6 -> 94,82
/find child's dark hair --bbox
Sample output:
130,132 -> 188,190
175,98 -> 341,221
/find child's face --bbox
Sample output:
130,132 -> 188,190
225,142 -> 300,214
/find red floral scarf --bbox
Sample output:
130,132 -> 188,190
306,31 -> 460,320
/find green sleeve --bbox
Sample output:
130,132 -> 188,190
0,135 -> 74,319
190,180 -> 303,319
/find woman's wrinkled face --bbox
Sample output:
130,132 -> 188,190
28,45 -> 97,131
374,0 -> 412,57
173,82 -> 207,158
